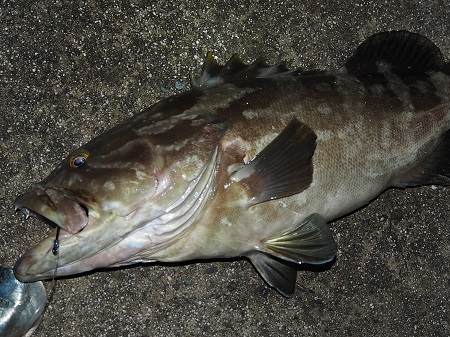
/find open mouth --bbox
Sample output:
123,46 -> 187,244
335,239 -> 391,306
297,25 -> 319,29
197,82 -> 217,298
14,185 -> 89,235
13,186 -> 92,282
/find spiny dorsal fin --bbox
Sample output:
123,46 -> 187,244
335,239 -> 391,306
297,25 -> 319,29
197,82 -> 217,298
191,52 -> 302,89
231,118 -> 316,205
344,30 -> 447,75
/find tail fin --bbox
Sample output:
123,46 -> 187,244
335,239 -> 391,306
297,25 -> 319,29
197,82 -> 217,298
394,129 -> 450,187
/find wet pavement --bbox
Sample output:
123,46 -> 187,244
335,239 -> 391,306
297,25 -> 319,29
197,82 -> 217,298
1,1 -> 449,336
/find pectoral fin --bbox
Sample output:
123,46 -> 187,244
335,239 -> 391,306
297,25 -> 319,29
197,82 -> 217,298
231,118 -> 317,205
249,214 -> 337,296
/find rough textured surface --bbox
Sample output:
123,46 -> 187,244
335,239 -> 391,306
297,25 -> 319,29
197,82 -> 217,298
1,1 -> 449,336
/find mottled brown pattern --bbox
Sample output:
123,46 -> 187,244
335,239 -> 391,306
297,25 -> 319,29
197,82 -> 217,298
403,75 -> 443,112
12,32 -> 450,306
132,89 -> 204,123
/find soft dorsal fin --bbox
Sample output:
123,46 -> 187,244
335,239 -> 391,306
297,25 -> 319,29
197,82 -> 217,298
191,52 -> 302,89
344,30 -> 448,75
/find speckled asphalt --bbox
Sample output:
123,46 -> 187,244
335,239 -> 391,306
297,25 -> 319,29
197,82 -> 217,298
1,1 -> 449,336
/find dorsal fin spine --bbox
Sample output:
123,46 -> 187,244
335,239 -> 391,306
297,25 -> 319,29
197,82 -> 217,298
191,53 -> 301,89
192,31 -> 449,89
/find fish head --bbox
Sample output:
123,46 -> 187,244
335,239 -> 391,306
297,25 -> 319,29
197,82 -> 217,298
16,125 -> 167,230
14,112 -> 228,282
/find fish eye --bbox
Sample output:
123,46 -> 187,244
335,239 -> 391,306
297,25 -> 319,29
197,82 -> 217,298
70,151 -> 89,168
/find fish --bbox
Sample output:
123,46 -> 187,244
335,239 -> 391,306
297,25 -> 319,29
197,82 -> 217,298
13,31 -> 450,297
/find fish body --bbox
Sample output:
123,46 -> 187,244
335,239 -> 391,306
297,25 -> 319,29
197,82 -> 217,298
14,31 -> 450,296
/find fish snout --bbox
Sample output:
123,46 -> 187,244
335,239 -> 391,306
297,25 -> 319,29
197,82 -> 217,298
14,186 -> 89,234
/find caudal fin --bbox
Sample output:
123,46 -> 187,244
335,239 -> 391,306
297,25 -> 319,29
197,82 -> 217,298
394,129 -> 450,187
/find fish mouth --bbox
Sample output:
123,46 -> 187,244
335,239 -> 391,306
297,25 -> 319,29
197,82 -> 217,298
13,185 -> 91,282
14,185 -> 89,234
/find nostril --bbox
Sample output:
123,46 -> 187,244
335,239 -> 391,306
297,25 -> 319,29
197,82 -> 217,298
79,204 -> 89,217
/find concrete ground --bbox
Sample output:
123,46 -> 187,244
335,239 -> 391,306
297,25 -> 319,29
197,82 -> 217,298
1,1 -> 449,336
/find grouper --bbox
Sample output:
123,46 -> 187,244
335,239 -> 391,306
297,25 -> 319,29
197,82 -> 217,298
13,31 -> 450,296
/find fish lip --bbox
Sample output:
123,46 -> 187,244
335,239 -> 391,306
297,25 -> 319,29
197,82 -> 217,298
14,185 -> 89,234
13,185 -> 90,282
13,222 -> 72,282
